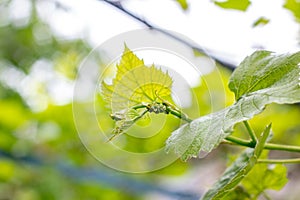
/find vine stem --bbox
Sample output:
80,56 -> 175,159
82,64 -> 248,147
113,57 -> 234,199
264,143 -> 300,152
132,104 -> 147,110
225,136 -> 255,147
168,109 -> 192,123
225,136 -> 300,153
258,158 -> 300,164
243,121 -> 257,144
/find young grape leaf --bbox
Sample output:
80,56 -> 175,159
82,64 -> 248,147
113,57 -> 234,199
166,50 -> 300,160
101,45 -> 173,113
200,124 -> 271,200
213,0 -> 251,11
101,45 -> 173,139
108,109 -> 148,141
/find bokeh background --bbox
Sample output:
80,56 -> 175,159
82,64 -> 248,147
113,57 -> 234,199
0,0 -> 300,199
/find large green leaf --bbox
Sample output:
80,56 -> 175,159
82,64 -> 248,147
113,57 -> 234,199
200,124 -> 271,200
166,51 -> 300,160
228,50 -> 300,100
213,0 -> 251,11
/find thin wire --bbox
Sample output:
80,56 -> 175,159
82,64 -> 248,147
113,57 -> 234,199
100,0 -> 236,71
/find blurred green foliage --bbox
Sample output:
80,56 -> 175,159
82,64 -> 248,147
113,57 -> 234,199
0,0 -> 141,199
284,0 -> 300,22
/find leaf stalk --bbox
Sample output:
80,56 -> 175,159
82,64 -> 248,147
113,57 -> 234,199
258,158 -> 300,164
243,121 -> 257,144
224,136 -> 300,153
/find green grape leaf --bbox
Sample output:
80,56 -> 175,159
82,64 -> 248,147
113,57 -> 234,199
213,0 -> 251,11
166,50 -> 300,160
252,17 -> 270,27
241,163 -> 288,198
229,50 -> 300,100
284,0 -> 300,22
174,0 -> 188,10
200,124 -> 271,200
101,45 -> 173,113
